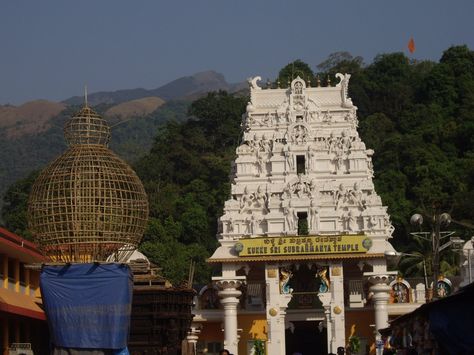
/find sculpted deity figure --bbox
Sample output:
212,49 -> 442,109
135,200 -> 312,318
327,132 -> 337,154
254,185 -> 267,209
333,150 -> 345,174
240,186 -> 253,213
294,81 -> 303,95
282,183 -> 292,200
322,110 -> 332,123
255,150 -> 265,176
306,145 -> 316,172
366,151 -> 375,178
309,199 -> 320,233
340,130 -> 352,154
249,214 -> 260,235
280,268 -> 293,294
293,125 -> 307,144
309,179 -> 318,197
369,216 -> 378,230
283,144 -> 294,171
259,134 -> 271,152
346,210 -> 358,232
294,174 -> 307,198
284,201 -> 298,231
333,183 -> 346,210
226,216 -> 234,233
265,185 -> 272,212
348,182 -> 365,209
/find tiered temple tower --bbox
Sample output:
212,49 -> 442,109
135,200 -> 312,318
208,75 -> 397,354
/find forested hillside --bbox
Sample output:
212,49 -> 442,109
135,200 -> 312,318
2,46 -> 473,283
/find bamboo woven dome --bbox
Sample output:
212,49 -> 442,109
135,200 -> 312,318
28,105 -> 149,262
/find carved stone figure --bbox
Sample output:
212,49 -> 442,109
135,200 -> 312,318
322,110 -> 332,123
340,130 -> 352,154
326,132 -> 337,154
293,81 -> 303,95
366,150 -> 375,178
309,179 -> 318,197
333,184 -> 347,210
240,186 -> 253,213
265,186 -> 272,212
226,217 -> 234,233
368,216 -> 378,230
254,185 -> 267,209
283,144 -> 294,171
294,174 -> 307,198
256,151 -> 265,176
250,214 -> 260,235
348,182 -> 365,209
333,151 -> 345,175
346,210 -> 357,232
281,183 -> 292,200
309,200 -> 320,232
291,124 -> 308,144
306,145 -> 316,171
284,201 -> 298,231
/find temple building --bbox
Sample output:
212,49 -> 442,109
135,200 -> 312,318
0,227 -> 48,355
190,75 -> 429,355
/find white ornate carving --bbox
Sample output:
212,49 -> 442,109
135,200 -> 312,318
248,76 -> 262,90
335,73 -> 353,108
309,199 -> 320,233
284,201 -> 298,232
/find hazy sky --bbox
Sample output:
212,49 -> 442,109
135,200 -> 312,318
1,0 -> 473,105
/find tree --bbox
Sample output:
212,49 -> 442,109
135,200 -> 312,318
1,170 -> 39,239
276,60 -> 314,88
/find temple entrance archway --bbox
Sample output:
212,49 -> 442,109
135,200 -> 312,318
285,321 -> 327,355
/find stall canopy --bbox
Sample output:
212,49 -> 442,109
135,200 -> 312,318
383,282 -> 474,355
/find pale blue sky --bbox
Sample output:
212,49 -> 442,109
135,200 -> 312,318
1,0 -> 473,104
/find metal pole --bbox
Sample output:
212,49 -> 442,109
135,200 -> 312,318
469,249 -> 472,284
432,210 -> 441,299
423,259 -> 428,289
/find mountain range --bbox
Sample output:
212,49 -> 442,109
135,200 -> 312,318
0,70 -> 247,215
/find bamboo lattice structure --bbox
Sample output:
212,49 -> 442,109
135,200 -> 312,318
28,106 -> 149,262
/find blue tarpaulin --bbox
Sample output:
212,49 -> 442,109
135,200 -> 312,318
40,263 -> 133,349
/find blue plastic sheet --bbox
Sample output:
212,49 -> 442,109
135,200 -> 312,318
40,263 -> 133,349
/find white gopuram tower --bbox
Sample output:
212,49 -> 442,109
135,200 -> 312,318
210,75 -> 396,355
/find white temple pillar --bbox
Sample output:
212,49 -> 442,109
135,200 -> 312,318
329,263 -> 345,351
318,293 -> 332,353
369,281 -> 391,338
186,324 -> 201,355
366,261 -> 395,341
214,278 -> 244,355
265,264 -> 292,355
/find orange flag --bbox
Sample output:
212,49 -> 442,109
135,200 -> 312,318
408,37 -> 416,54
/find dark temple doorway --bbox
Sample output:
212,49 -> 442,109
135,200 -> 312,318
285,321 -> 327,355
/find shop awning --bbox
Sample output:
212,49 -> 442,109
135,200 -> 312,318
0,287 -> 46,320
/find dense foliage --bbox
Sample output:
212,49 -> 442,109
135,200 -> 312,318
135,91 -> 247,283
2,46 -> 473,282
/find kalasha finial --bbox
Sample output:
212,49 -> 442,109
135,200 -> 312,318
307,76 -> 311,88
277,79 -> 281,89
327,75 -> 331,87
266,78 -> 272,89
316,75 -> 321,87
287,78 -> 291,88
